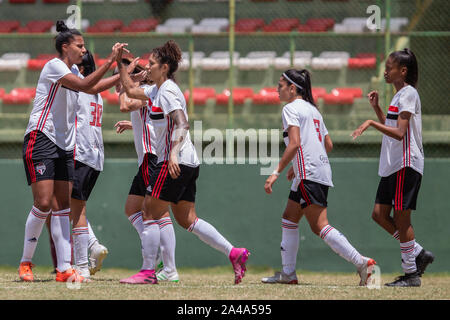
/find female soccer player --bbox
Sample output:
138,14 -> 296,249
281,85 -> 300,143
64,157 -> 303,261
117,40 -> 249,285
113,62 -> 179,283
352,49 -> 434,287
262,69 -> 376,286
19,20 -> 127,282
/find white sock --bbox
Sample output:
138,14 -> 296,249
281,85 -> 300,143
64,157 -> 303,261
400,240 -> 417,274
188,218 -> 233,257
128,211 -> 144,236
320,225 -> 364,268
393,230 -> 423,258
128,212 -> 147,270
72,227 -> 89,268
86,220 -> 98,250
51,209 -> 72,272
281,219 -> 299,275
21,206 -> 51,263
141,220 -> 160,270
158,217 -> 176,272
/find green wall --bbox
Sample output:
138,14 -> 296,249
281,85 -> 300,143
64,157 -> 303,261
0,158 -> 448,274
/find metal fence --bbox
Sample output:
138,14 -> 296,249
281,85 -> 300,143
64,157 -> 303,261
0,0 -> 449,159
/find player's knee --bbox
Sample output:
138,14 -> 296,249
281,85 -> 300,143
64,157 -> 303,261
34,198 -> 52,212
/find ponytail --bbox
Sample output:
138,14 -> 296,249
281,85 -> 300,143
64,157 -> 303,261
54,20 -> 82,55
151,40 -> 183,81
389,48 -> 419,88
282,69 -> 317,108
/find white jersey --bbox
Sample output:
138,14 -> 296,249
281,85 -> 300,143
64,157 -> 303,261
25,58 -> 82,151
281,99 -> 333,190
379,85 -> 424,177
130,109 -> 145,167
74,92 -> 104,171
143,79 -> 200,167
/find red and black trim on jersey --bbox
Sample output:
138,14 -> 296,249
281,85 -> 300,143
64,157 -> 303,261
35,83 -> 60,131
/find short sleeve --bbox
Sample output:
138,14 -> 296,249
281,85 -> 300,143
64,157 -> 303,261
398,87 -> 418,114
320,118 -> 329,137
143,85 -> 153,99
44,59 -> 72,83
160,87 -> 182,115
281,105 -> 300,130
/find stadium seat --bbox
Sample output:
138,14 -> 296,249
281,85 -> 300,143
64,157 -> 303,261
184,87 -> 216,105
215,87 -> 254,105
191,18 -> 228,34
274,51 -> 312,70
263,18 -> 300,32
106,91 -> 119,105
332,87 -> 363,98
155,18 -> 195,33
2,88 -> 35,105
0,88 -> 5,99
238,51 -> 276,70
312,87 -> 327,101
26,53 -> 58,70
121,18 -> 159,33
0,52 -> 29,71
87,19 -> 123,33
252,87 -> 280,105
17,20 -> 53,33
323,90 -> 354,105
201,52 -> 239,70
0,20 -> 21,33
234,18 -> 265,32
179,51 -> 205,71
348,57 -> 376,69
311,51 -> 349,70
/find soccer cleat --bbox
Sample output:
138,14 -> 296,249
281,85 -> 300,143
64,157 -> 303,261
229,247 -> 250,285
385,272 -> 421,287
18,262 -> 35,282
75,266 -> 91,282
357,257 -> 377,286
119,270 -> 158,285
416,249 -> 434,277
261,271 -> 298,284
56,268 -> 87,283
156,269 -> 179,283
89,242 -> 108,275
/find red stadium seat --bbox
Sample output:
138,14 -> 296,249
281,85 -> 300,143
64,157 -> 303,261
121,18 -> 159,33
323,92 -> 354,105
0,88 -> 5,99
348,57 -> 376,69
263,18 -> 300,32
184,88 -> 216,106
0,21 -> 21,33
42,0 -> 70,3
106,92 -> 119,105
311,87 -> 327,101
252,88 -> 280,105
332,87 -> 363,98
17,20 -> 53,33
2,88 -> 35,105
216,87 -> 254,105
87,20 -> 124,33
234,18 -> 265,32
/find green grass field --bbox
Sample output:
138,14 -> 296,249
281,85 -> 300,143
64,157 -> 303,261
1,266 -> 449,300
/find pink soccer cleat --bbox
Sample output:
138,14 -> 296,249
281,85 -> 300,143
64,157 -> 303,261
229,247 -> 250,285
119,270 -> 158,285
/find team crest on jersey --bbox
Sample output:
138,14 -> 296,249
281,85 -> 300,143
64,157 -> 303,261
36,162 -> 46,175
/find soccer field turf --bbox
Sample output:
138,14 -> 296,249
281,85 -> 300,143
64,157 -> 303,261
1,266 -> 449,300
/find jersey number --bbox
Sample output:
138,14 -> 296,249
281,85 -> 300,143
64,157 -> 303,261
313,119 -> 322,142
89,102 -> 102,127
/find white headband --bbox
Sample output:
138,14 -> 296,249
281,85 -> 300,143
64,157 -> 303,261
283,72 -> 303,91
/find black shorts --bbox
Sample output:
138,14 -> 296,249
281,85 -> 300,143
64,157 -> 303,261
71,161 -> 101,201
147,162 -> 200,204
23,130 -> 74,185
375,167 -> 422,211
128,153 -> 158,196
289,180 -> 329,209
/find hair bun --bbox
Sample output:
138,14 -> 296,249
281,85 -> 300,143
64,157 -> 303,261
56,20 -> 69,33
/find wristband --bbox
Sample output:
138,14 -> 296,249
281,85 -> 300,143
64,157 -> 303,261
272,170 -> 280,176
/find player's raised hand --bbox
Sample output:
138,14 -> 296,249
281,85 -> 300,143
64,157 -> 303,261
368,91 -> 379,109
